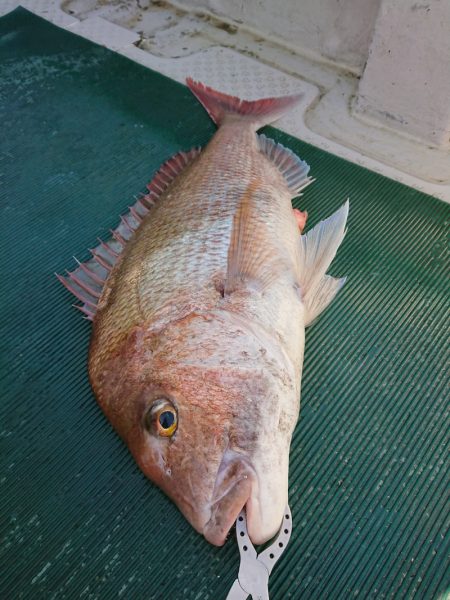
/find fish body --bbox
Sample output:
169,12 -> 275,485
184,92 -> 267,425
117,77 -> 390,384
60,80 -> 348,546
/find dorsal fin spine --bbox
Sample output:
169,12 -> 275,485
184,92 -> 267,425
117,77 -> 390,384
58,146 -> 202,318
75,258 -> 106,285
67,271 -> 101,299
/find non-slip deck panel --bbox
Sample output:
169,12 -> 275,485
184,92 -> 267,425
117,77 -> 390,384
0,8 -> 448,599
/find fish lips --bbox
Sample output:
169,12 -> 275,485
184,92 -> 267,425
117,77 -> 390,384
203,451 -> 257,546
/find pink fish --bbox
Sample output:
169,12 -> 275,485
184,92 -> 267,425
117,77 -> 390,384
59,79 -> 348,546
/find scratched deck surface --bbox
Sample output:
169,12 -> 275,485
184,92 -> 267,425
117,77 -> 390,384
0,8 -> 449,599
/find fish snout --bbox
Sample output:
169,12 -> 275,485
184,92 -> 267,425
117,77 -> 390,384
203,451 -> 257,546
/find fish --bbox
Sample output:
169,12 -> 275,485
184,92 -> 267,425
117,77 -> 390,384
58,78 -> 348,546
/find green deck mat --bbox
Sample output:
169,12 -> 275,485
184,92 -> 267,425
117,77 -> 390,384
1,8 -> 448,599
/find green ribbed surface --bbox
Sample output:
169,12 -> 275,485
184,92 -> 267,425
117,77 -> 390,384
1,8 -> 449,599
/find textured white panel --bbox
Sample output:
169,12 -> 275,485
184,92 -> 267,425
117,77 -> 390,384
67,15 -> 140,49
0,0 -> 78,26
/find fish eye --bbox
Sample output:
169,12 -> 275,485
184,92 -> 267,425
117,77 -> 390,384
145,399 -> 178,437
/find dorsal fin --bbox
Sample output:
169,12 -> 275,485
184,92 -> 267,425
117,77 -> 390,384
57,146 -> 201,319
298,201 -> 349,326
224,182 -> 284,295
258,134 -> 313,196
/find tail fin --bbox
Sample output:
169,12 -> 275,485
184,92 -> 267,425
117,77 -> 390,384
186,78 -> 302,129
299,201 -> 349,326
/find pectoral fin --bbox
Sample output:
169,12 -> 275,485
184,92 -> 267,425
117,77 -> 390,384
225,182 -> 283,295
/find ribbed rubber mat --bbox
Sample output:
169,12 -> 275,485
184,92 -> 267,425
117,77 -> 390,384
1,8 -> 448,599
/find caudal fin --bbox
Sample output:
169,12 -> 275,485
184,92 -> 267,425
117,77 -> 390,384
186,78 -> 302,129
299,201 -> 349,326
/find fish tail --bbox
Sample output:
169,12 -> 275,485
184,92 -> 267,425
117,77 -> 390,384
186,78 -> 302,129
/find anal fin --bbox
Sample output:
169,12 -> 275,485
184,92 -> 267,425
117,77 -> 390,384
299,201 -> 349,326
303,274 -> 346,325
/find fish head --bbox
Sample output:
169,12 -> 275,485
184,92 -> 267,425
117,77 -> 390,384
89,311 -> 300,546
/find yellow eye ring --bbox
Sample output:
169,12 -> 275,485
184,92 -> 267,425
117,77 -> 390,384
146,399 -> 178,437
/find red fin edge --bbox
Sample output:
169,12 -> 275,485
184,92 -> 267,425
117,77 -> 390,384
186,77 -> 302,128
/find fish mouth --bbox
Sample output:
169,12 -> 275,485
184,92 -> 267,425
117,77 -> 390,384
203,450 -> 257,546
